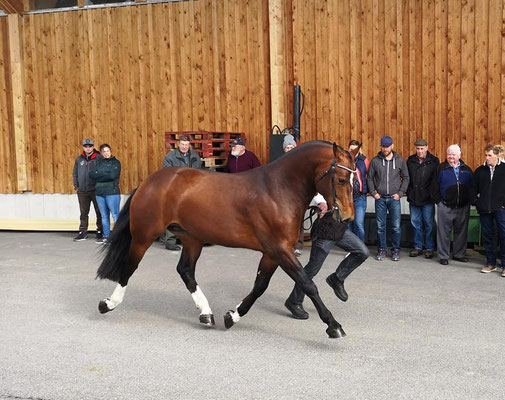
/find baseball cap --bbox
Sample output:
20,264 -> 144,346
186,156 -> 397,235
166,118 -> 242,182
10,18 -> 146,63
380,136 -> 393,147
82,138 -> 94,146
230,137 -> 245,147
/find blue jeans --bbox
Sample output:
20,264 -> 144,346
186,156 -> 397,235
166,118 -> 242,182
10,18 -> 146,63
409,204 -> 435,251
349,195 -> 367,242
375,197 -> 401,252
479,208 -> 505,267
96,194 -> 121,237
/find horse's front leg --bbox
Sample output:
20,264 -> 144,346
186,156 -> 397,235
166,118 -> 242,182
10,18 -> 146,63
224,254 -> 278,329
278,250 -> 346,339
176,236 -> 214,326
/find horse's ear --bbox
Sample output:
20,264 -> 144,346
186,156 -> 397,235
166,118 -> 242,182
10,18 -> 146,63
333,143 -> 346,156
349,144 -> 361,159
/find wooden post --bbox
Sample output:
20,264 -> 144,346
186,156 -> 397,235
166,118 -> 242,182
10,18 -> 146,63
8,14 -> 28,192
269,0 -> 288,130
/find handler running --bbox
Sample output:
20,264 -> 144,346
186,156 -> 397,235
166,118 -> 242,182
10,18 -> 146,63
284,193 -> 370,319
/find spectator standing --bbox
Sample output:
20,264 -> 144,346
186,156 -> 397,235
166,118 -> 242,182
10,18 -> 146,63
223,137 -> 261,173
72,138 -> 103,242
283,134 -> 305,257
367,136 -> 410,261
348,140 -> 369,242
431,144 -> 474,265
89,144 -> 121,244
161,135 -> 202,250
473,145 -> 505,276
406,139 -> 440,259
284,194 -> 369,319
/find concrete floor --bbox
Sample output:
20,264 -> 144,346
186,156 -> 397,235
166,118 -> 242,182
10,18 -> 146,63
0,231 -> 504,400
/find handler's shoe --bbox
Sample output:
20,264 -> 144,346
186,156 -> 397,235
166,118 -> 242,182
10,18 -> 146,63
284,299 -> 309,320
326,273 -> 348,302
73,232 -> 88,241
481,265 -> 497,273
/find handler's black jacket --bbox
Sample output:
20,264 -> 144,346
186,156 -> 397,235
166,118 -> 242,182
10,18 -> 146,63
406,151 -> 440,206
473,161 -> 505,213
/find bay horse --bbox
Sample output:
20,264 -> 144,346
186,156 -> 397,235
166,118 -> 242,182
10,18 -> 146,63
96,140 -> 358,338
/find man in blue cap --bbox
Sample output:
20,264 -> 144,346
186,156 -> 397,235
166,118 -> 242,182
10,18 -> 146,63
367,136 -> 410,261
223,137 -> 261,173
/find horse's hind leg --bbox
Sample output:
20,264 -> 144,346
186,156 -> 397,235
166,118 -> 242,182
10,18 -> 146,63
224,254 -> 278,329
278,250 -> 346,339
99,238 -> 152,314
175,236 -> 214,326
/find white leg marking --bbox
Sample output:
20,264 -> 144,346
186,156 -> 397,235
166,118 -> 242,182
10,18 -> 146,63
230,302 -> 242,323
191,286 -> 213,315
105,284 -> 126,310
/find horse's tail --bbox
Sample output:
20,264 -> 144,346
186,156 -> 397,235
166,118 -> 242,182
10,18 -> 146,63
96,188 -> 137,282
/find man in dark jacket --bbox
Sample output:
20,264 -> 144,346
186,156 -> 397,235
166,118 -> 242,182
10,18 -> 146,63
163,135 -> 202,168
406,139 -> 440,259
367,136 -> 410,261
161,135 -> 201,250
223,137 -> 261,173
474,145 -> 505,276
431,144 -> 474,265
72,138 -> 103,241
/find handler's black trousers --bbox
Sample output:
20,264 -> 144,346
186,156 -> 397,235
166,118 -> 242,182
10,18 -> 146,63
77,191 -> 103,233
287,230 -> 369,305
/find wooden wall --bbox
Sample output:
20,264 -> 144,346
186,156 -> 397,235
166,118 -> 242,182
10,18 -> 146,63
0,17 -> 16,193
1,0 -> 505,194
21,0 -> 271,193
293,0 -> 505,167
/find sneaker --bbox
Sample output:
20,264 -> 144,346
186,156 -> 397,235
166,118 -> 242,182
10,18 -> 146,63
481,266 -> 497,274
165,243 -> 181,251
409,249 -> 422,257
425,250 -> 434,259
391,251 -> 400,261
96,231 -> 103,241
375,249 -> 387,261
294,249 -> 302,257
73,232 -> 88,241
96,237 -> 108,244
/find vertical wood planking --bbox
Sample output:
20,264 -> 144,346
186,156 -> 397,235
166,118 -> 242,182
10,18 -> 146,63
488,0 -> 501,147
474,0 -> 489,156
461,0 -> 475,164
434,0 -> 448,155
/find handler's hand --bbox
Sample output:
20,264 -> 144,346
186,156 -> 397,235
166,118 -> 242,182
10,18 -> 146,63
373,193 -> 381,200
392,194 -> 400,200
317,202 -> 328,218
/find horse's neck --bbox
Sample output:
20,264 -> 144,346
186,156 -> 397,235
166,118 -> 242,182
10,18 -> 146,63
270,155 -> 319,208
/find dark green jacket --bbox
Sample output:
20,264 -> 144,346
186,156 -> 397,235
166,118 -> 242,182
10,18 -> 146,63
89,157 -> 121,196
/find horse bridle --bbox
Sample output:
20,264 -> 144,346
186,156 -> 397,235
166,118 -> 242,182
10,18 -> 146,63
315,158 -> 357,217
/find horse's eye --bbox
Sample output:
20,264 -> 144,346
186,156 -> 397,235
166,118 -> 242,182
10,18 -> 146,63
338,178 -> 346,185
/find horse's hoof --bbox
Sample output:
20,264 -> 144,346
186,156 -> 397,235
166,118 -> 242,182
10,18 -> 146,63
98,299 -> 113,314
326,326 -> 346,338
224,311 -> 235,329
199,314 -> 216,326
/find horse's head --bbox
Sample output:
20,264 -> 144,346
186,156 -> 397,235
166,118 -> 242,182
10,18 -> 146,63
315,143 -> 360,223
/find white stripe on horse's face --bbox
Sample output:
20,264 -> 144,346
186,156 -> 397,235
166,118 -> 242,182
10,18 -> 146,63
105,284 -> 127,310
191,286 -> 212,315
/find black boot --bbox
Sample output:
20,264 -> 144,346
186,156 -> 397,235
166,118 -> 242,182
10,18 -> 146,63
326,273 -> 348,302
284,299 -> 309,319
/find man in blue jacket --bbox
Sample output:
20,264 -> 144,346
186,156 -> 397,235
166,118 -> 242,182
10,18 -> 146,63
431,144 -> 474,265
72,138 -> 103,241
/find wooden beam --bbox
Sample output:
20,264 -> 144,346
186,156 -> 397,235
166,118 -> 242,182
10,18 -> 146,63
0,0 -> 24,15
269,0 -> 288,130
8,14 -> 28,192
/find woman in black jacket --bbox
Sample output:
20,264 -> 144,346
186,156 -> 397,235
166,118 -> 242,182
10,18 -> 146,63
89,144 -> 121,243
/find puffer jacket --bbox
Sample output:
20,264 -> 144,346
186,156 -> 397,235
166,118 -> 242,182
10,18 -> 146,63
73,150 -> 102,192
406,151 -> 440,206
89,157 -> 121,196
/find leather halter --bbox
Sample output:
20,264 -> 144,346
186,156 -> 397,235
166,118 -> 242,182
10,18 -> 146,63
315,158 -> 357,218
